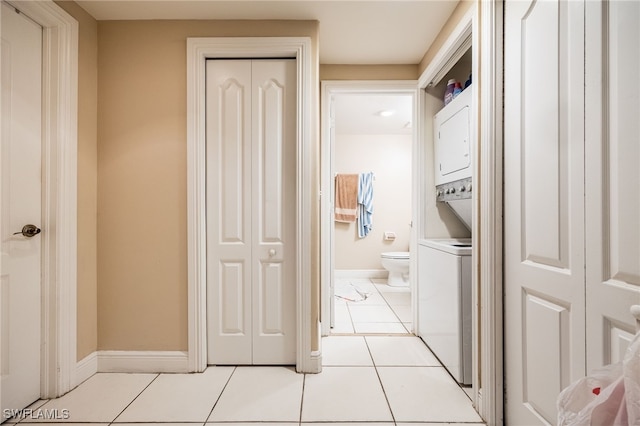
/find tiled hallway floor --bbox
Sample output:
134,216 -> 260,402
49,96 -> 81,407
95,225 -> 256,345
332,279 -> 412,334
5,336 -> 484,426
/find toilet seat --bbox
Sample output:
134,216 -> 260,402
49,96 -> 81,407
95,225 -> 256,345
381,252 -> 409,260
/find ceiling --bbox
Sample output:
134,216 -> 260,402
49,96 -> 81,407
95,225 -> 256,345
75,0 -> 459,65
334,94 -> 413,135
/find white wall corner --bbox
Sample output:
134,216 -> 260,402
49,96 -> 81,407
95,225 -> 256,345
97,351 -> 189,373
75,352 -> 98,386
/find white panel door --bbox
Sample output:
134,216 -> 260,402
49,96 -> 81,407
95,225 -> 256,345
206,60 -> 253,365
206,59 -> 296,365
504,0 -> 585,424
585,0 -> 640,370
1,2 -> 43,413
250,60 -> 296,364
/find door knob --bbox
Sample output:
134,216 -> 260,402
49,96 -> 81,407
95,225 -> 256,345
269,249 -> 276,257
13,224 -> 41,238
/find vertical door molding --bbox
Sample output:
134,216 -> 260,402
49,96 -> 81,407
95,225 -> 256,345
0,0 -> 78,398
186,37 -> 314,372
478,1 -> 503,424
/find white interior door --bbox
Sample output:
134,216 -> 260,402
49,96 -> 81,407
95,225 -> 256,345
504,0 -> 586,424
206,59 -> 296,365
585,0 -> 640,370
1,1 -> 43,413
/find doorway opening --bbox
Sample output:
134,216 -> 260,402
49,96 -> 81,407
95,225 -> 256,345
320,81 -> 419,339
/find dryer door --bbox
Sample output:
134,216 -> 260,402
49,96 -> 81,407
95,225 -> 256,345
434,87 -> 472,185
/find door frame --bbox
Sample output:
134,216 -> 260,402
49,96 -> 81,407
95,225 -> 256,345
477,1 -> 504,424
0,0 -> 78,399
186,37 -> 316,373
319,80 -> 419,338
417,3 -> 504,424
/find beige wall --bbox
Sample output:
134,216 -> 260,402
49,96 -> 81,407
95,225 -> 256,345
320,64 -> 418,81
418,0 -> 474,76
55,0 -> 467,358
334,134 -> 412,270
54,0 -> 99,361
97,20 -> 319,351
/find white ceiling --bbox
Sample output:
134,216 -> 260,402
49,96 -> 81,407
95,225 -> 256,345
75,0 -> 459,65
334,94 -> 413,135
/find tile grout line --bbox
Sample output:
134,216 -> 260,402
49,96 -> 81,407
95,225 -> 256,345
377,283 -> 411,333
363,335 -> 397,426
333,278 -> 411,336
299,372 -> 306,425
109,372 -> 161,425
203,366 -> 237,424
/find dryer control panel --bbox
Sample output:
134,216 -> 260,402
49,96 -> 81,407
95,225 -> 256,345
436,177 -> 472,202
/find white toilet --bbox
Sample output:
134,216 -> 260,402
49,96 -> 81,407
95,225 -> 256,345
380,252 -> 410,287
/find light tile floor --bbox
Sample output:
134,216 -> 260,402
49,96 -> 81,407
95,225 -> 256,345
332,279 -> 413,334
5,279 -> 482,426
5,336 -> 483,426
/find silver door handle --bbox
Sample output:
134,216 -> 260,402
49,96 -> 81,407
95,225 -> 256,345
13,224 -> 41,238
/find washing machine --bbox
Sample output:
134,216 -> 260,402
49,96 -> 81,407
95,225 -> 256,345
418,238 -> 472,385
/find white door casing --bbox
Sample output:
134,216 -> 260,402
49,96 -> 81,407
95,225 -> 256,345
585,0 -> 640,370
206,59 -> 296,365
319,80 -> 419,338
1,2 -> 42,412
0,0 -> 77,403
187,37 -> 314,373
504,0 -> 586,423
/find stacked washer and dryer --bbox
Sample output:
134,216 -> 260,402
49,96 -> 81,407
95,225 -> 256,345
418,86 -> 473,386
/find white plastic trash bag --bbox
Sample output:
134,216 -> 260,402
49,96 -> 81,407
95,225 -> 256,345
557,330 -> 640,425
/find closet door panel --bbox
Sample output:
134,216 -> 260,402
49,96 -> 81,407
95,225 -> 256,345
251,60 -> 296,364
586,0 -> 640,371
504,0 -> 585,423
206,60 -> 253,365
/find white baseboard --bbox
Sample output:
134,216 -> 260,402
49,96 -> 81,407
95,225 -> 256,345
97,351 -> 189,373
309,350 -> 322,373
309,320 -> 322,373
76,352 -> 98,385
335,269 -> 388,279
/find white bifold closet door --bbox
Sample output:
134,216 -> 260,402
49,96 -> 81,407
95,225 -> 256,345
504,0 -> 640,424
206,59 -> 296,365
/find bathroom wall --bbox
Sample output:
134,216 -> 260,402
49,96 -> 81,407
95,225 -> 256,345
334,133 -> 412,271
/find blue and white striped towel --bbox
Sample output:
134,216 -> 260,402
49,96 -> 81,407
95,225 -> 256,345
357,172 -> 374,238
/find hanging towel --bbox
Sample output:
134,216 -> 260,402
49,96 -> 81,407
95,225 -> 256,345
334,174 -> 359,222
357,172 -> 374,238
